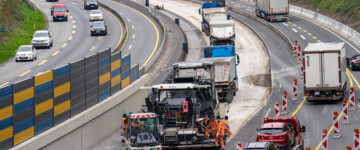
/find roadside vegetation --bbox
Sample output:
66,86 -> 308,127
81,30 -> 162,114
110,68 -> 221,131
290,0 -> 360,32
0,0 -> 45,63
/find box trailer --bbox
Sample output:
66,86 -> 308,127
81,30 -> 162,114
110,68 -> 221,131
255,0 -> 289,21
303,42 -> 346,101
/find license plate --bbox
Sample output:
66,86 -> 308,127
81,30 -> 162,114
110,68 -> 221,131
20,57 -> 27,59
96,31 -> 100,33
315,91 -> 320,96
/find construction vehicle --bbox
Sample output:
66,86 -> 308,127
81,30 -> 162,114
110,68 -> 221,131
255,0 -> 289,22
144,61 -> 229,149
303,42 -> 346,101
124,113 -> 162,150
203,45 -> 240,103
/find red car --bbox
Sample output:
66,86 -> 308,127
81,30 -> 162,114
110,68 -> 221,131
256,117 -> 305,150
51,3 -> 69,21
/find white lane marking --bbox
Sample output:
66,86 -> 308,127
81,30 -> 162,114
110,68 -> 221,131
282,23 -> 289,26
246,9 -> 253,12
132,25 -> 134,29
300,35 -> 306,40
235,5 -> 241,7
127,18 -> 131,22
264,108 -> 271,117
128,45 -> 132,49
292,28 -> 298,33
133,34 -> 135,39
119,11 -> 123,15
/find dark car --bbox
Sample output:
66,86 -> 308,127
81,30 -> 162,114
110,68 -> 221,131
84,0 -> 99,9
350,54 -> 360,71
244,142 -> 277,150
90,21 -> 107,36
46,0 -> 58,2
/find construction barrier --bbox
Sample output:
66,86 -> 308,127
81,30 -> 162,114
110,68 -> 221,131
274,102 -> 280,117
34,70 -> 54,135
293,78 -> 298,100
348,146 -> 353,150
350,87 -> 356,111
0,85 -> 13,149
332,111 -> 340,139
111,51 -> 122,95
343,99 -> 350,124
297,46 -> 302,63
0,48 -> 142,147
355,128 -> 359,150
53,64 -> 71,125
358,98 -> 360,112
13,78 -> 35,145
305,147 -> 311,150
293,46 -> 297,56
300,59 -> 304,79
98,48 -> 111,101
321,129 -> 328,150
281,91 -> 288,115
236,142 -> 242,150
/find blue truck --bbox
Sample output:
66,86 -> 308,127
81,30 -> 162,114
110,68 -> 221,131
203,45 -> 240,103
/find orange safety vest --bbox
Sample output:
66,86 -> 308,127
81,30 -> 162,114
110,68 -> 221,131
122,118 -> 127,129
211,119 -> 219,131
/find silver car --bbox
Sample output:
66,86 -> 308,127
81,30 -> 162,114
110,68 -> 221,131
15,45 -> 37,62
31,30 -> 53,48
89,10 -> 103,21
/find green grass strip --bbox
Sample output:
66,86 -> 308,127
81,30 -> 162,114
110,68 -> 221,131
0,2 -> 45,63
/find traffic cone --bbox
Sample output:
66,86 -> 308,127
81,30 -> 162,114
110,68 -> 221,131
281,91 -> 288,115
332,111 -> 341,139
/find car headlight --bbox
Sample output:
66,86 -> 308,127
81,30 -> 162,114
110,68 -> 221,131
91,29 -> 94,32
102,28 -> 105,31
86,3 -> 89,5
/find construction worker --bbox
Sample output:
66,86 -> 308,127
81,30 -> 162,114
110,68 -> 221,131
121,113 -> 128,142
202,114 -> 210,137
210,116 -> 219,137
216,116 -> 232,149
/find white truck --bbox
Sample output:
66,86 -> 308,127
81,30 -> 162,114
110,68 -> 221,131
255,0 -> 289,22
303,42 -> 346,101
201,57 -> 237,103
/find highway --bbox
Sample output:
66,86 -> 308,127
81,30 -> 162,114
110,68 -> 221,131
225,0 -> 360,149
0,0 -> 123,87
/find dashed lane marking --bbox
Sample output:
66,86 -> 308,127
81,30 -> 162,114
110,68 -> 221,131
292,24 -> 297,27
298,27 -> 302,29
72,30 -> 76,34
287,21 -> 292,24
312,36 -> 317,39
300,35 -> 306,40
62,43 -> 67,48
307,33 -> 312,36
128,45 -> 132,50
72,20 -> 75,23
73,25 -> 76,28
98,36 -> 101,40
127,18 -> 131,22
132,25 -> 134,29
18,70 -> 31,77
37,60 -> 47,66
90,46 -> 95,51
70,16 -> 73,19
133,34 -> 135,39
246,9 -> 252,12
52,51 -> 59,56
317,40 -> 322,43
292,28 -> 298,33
282,23 -> 289,26
0,82 -> 9,88
68,36 -> 72,40
303,30 -> 307,32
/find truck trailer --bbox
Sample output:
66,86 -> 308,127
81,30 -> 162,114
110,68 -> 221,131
255,0 -> 289,22
303,42 -> 346,101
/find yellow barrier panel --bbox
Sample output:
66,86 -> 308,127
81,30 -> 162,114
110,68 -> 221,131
111,59 -> 121,72
121,77 -> 130,89
54,82 -> 70,98
14,126 -> 34,145
14,87 -> 34,105
99,72 -> 111,85
0,126 -> 13,142
54,100 -> 70,116
35,99 -> 53,116
111,74 -> 121,87
0,106 -> 12,120
35,70 -> 53,86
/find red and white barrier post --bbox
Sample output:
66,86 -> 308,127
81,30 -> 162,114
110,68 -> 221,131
293,78 -> 298,100
332,111 -> 341,139
293,46 -> 297,56
297,46 -> 302,64
274,102 -> 280,117
305,147 -> 311,150
300,58 -> 304,79
350,87 -> 356,111
348,146 -> 353,150
343,99 -> 350,124
358,98 -> 360,111
281,91 -> 288,115
236,142 -> 242,150
355,128 -> 359,150
321,129 -> 328,150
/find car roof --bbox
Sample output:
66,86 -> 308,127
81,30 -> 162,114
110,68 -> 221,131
53,3 -> 66,7
92,21 -> 105,24
35,30 -> 48,33
19,45 -> 32,48
261,122 -> 285,129
246,142 -> 271,148
91,10 -> 101,13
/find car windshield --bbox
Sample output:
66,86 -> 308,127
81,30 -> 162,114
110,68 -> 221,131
91,10 -> 101,14
259,128 -> 284,135
159,89 -> 194,99
353,55 -> 360,59
18,46 -> 32,52
34,32 -> 48,37
92,22 -> 104,27
244,149 -> 267,150
87,0 -> 96,2
54,7 -> 66,12
130,118 -> 157,134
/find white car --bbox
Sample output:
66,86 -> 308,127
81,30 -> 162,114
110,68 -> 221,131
31,30 -> 53,48
15,45 -> 37,62
89,10 -> 103,21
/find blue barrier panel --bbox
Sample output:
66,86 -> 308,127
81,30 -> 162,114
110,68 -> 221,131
53,64 -> 71,125
98,48 -> 111,101
0,85 -> 13,149
130,64 -> 139,83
